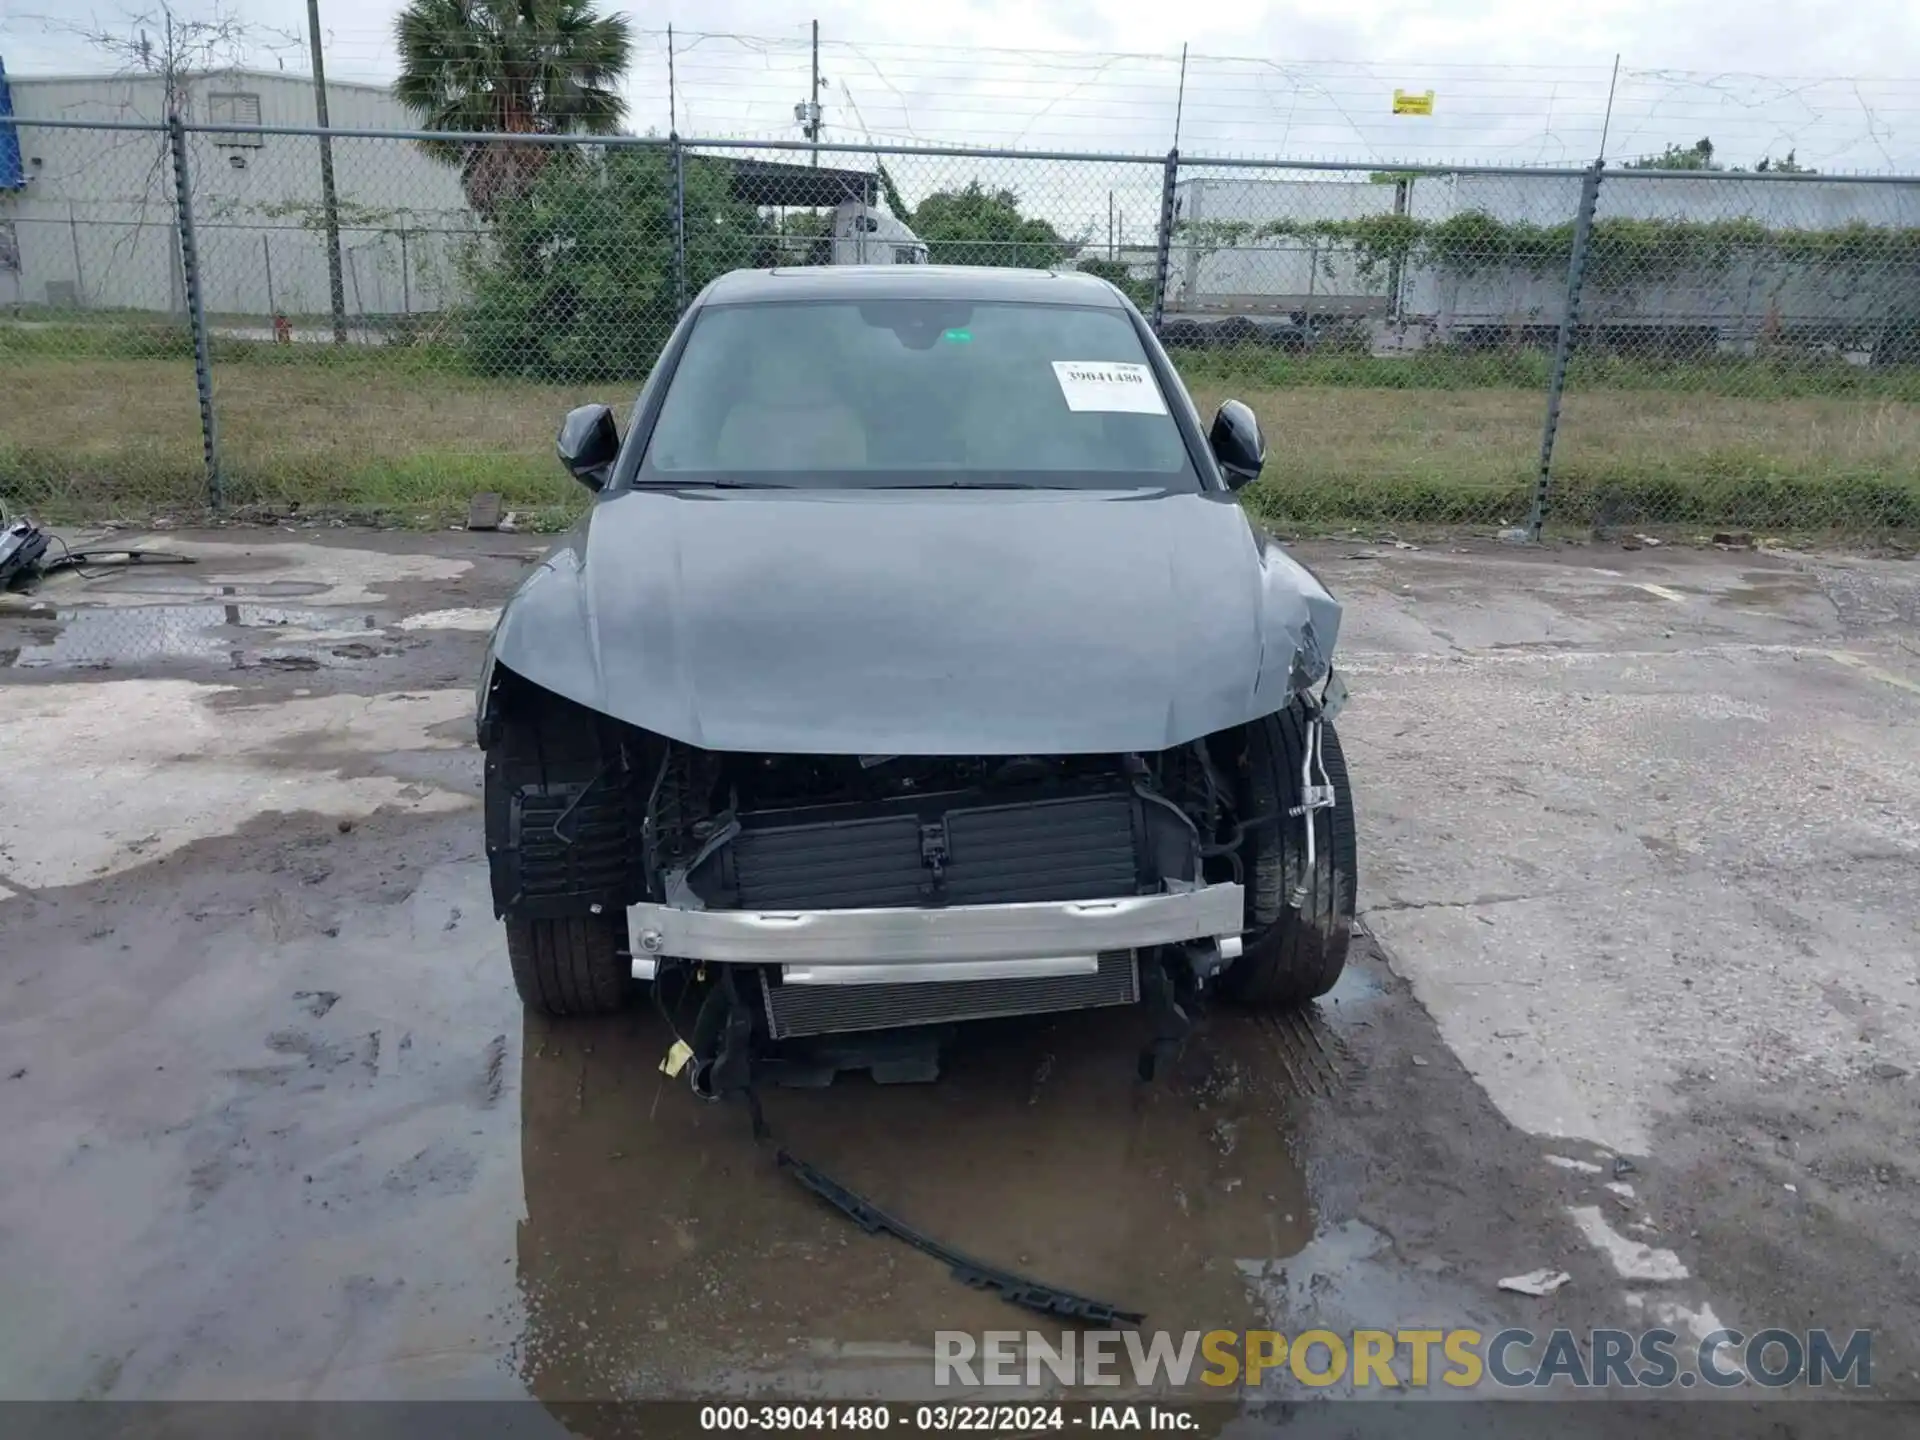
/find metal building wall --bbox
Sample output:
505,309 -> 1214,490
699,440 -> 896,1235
1,71 -> 475,320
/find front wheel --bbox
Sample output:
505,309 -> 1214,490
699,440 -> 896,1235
1218,701 -> 1357,1008
504,913 -> 633,1017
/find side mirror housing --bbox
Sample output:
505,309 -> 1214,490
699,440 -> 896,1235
1209,399 -> 1266,490
556,403 -> 619,490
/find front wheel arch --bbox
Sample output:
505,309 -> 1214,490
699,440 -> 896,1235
1216,700 -> 1357,1007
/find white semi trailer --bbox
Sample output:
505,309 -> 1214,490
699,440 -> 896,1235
1162,170 -> 1920,359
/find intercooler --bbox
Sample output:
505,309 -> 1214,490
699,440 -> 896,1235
760,950 -> 1141,1039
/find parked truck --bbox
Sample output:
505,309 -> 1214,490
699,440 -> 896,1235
824,198 -> 928,265
725,158 -> 928,269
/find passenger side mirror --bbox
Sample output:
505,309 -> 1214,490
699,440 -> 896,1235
1209,400 -> 1265,490
556,403 -> 619,491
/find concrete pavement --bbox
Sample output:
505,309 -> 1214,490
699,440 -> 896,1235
0,527 -> 1914,1414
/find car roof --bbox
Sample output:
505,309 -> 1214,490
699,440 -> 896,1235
701,265 -> 1126,307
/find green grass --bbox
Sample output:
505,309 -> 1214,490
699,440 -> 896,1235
1172,346 -> 1920,402
3,325 -> 1918,532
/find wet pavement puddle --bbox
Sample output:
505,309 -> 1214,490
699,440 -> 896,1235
513,1006 -> 1315,1398
0,533 -> 493,672
0,602 -> 390,669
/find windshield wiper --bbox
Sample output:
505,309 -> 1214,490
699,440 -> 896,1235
634,478 -> 793,490
877,481 -> 1053,490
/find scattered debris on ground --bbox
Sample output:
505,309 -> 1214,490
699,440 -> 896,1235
1499,1268 -> 1572,1297
466,493 -> 504,532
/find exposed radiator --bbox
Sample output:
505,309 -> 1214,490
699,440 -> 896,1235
762,951 -> 1140,1039
725,789 -> 1141,911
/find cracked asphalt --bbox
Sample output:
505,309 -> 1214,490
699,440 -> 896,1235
0,527 -> 1916,1429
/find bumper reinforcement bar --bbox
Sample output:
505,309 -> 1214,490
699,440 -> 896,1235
628,882 -> 1246,973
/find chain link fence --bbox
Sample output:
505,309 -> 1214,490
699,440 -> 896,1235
3,115 -> 1917,538
1166,159 -> 1583,531
1558,169 -> 1920,534
0,118 -> 206,516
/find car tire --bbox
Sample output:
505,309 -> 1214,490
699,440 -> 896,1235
1220,700 -> 1357,1008
504,913 -> 633,1017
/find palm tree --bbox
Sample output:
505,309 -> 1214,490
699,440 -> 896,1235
393,0 -> 633,216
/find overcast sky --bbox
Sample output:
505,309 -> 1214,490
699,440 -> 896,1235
6,0 -> 1919,173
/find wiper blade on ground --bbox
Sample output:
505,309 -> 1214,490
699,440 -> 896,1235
777,1149 -> 1146,1326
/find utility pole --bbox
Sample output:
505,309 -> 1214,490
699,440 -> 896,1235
809,19 -> 820,166
306,0 -> 348,344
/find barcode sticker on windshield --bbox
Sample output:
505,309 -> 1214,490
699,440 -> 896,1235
1051,361 -> 1168,415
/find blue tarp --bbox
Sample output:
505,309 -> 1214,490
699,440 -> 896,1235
0,57 -> 23,190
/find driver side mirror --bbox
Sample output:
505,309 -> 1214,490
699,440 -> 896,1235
556,403 -> 619,491
1209,399 -> 1265,490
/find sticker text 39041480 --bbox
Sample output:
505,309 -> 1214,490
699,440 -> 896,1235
1050,361 -> 1170,415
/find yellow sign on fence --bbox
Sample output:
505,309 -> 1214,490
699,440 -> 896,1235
1392,89 -> 1435,116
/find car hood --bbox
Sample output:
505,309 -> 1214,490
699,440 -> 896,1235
487,486 -> 1340,755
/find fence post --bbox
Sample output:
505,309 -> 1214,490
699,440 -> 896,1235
1151,147 -> 1179,331
67,201 -> 88,309
1527,159 -> 1604,540
670,134 -> 688,316
167,114 -> 223,511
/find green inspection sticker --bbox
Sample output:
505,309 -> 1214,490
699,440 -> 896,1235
942,328 -> 973,343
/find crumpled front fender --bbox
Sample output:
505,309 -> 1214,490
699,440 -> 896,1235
476,529 -> 608,744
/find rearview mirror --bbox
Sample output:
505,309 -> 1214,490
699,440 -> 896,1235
1209,400 -> 1265,490
556,403 -> 619,490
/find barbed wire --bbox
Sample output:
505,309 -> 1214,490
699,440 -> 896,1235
7,18 -> 1920,172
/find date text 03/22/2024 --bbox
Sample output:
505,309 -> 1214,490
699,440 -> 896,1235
697,1405 -> 1195,1431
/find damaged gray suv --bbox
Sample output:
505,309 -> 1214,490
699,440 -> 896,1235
476,265 -> 1354,1086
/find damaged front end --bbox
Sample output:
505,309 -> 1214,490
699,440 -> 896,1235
642,745 -> 1245,1043
483,665 -> 1258,1083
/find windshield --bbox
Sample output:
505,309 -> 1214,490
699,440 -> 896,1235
639,299 -> 1198,490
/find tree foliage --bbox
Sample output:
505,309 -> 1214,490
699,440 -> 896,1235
1176,211 -> 1920,288
1623,137 -> 1817,174
461,150 -> 757,382
874,162 -> 910,223
908,182 -> 1075,268
1624,137 -> 1721,171
394,0 -> 633,216
1075,258 -> 1155,310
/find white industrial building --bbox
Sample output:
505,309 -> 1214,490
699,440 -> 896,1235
0,67 -> 476,323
